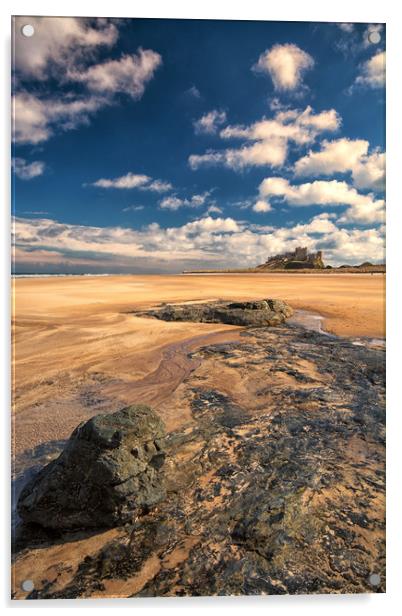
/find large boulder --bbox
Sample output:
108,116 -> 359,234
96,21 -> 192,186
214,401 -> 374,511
145,298 -> 293,327
17,405 -> 167,530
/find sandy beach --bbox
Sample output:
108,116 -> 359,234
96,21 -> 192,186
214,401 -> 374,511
12,273 -> 384,455
12,272 -> 386,599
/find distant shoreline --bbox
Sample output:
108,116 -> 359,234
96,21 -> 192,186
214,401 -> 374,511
12,265 -> 386,279
183,265 -> 386,275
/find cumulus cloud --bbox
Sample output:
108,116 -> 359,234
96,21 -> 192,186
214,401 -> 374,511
91,172 -> 172,192
294,138 -> 385,191
189,139 -> 288,170
190,106 -> 340,171
13,215 -> 242,264
291,212 -> 338,235
253,44 -> 314,91
12,157 -> 45,180
252,200 -> 272,213
295,138 -> 368,175
159,191 -> 212,211
355,50 -> 385,89
13,16 -> 118,79
146,180 -> 173,193
352,151 -> 385,191
337,199 -> 385,225
194,110 -> 227,134
275,106 -> 341,133
92,173 -> 150,189
12,92 -> 107,144
13,213 -> 385,272
259,177 -> 385,224
12,17 -> 162,144
259,177 -> 371,207
221,106 -> 340,144
67,49 -> 162,99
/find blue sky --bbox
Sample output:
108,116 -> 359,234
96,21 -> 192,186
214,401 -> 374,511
12,17 -> 385,273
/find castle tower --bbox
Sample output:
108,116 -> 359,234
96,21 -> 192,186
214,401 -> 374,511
294,246 -> 308,261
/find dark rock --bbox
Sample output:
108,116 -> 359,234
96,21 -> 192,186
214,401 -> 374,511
137,298 -> 293,328
17,405 -> 167,530
15,325 -> 385,599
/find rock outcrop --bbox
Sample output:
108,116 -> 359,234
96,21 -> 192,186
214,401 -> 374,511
141,299 -> 293,327
19,326 -> 385,599
17,405 -> 167,530
13,327 -> 385,598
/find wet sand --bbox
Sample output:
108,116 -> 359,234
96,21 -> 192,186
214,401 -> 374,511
12,273 -> 384,454
12,273 -> 385,599
13,319 -> 386,599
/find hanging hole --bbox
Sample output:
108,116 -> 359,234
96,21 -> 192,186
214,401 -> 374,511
21,579 -> 34,592
21,24 -> 35,38
368,573 -> 381,587
368,30 -> 381,45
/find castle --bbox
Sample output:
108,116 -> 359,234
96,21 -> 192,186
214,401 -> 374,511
257,247 -> 325,270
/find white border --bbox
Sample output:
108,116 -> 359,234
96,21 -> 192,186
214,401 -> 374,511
2,1 -> 401,613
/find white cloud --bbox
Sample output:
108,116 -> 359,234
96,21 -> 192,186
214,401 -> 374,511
67,49 -> 162,99
259,177 -> 369,206
355,50 -> 385,88
335,23 -> 384,58
252,200 -> 272,213
337,23 -> 354,33
194,110 -> 227,135
294,138 -> 385,191
13,16 -> 118,79
190,106 -> 340,171
206,205 -> 223,215
146,180 -> 173,193
91,172 -> 172,192
12,92 -> 107,144
184,217 -> 241,234
12,17 -> 161,145
158,196 -> 183,211
159,191 -> 212,211
274,106 -> 340,133
13,215 -> 242,264
122,205 -> 145,212
352,151 -> 385,191
291,212 -> 338,235
13,213 -> 385,271
253,44 -> 314,91
92,173 -> 150,189
221,106 -> 340,145
337,199 -> 385,225
12,157 -> 45,180
189,138 -> 288,170
295,138 -> 369,176
259,177 -> 385,224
